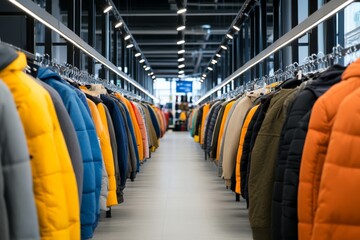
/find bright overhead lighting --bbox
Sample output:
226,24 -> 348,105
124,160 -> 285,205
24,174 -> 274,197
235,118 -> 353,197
200,79 -> 204,83
177,25 -> 186,31
211,59 -> 218,64
178,64 -> 185,69
202,74 -> 206,77
178,49 -> 185,54
150,72 -> 154,75
221,45 -> 227,50
148,73 -> 151,76
233,25 -> 240,31
124,35 -> 131,40
207,67 -> 213,71
126,43 -> 134,48
145,67 -> 150,71
143,65 -> 147,69
139,59 -> 145,63
6,0 -> 162,101
178,70 -> 185,74
103,5 -> 113,13
152,76 -> 156,79
178,75 -> 185,78
177,8 -> 187,14
177,40 -> 185,45
226,33 -> 233,39
135,52 -> 141,57
178,58 -> 185,62
115,21 -> 123,28
216,53 -> 221,58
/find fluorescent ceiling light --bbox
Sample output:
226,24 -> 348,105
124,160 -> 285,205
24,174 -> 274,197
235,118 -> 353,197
216,53 -> 221,58
178,75 -> 185,78
145,67 -> 150,71
233,25 -> 240,31
226,33 -> 233,40
200,79 -> 204,83
124,35 -> 131,40
103,5 -> 113,13
178,58 -> 185,62
195,0 -> 355,105
177,25 -> 186,31
135,52 -> 141,57
139,59 -> 145,63
178,49 -> 185,54
150,72 -> 154,75
178,70 -> 185,74
148,73 -> 151,76
115,21 -> 123,28
207,67 -> 213,71
177,40 -> 185,45
177,8 -> 187,14
178,64 -> 185,69
143,65 -> 147,69
126,43 -> 134,48
7,0 -> 161,101
221,45 -> 227,50
152,76 -> 156,79
211,59 -> 218,64
202,74 -> 206,77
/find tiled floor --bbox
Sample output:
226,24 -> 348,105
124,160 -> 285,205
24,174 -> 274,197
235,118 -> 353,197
93,131 -> 252,240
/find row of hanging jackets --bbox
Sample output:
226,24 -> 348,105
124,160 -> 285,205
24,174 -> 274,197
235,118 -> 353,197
0,45 -> 167,240
189,58 -> 360,240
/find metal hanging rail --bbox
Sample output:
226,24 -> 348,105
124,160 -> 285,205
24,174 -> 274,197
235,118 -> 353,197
195,0 -> 354,105
8,0 -> 158,102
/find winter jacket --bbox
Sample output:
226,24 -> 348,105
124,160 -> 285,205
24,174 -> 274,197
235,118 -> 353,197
271,66 -> 344,240
312,86 -> 360,240
0,80 -> 40,240
115,99 -> 138,179
221,90 -> 262,187
205,102 -> 223,155
38,68 -> 101,239
147,105 -> 161,139
216,101 -> 236,162
194,106 -> 203,138
115,94 -> 144,161
200,103 -> 210,145
235,104 -> 259,194
298,59 -> 360,240
38,80 -> 83,204
142,104 -> 158,149
249,88 -> 296,240
204,101 -> 222,154
209,101 -> 227,159
101,94 -> 129,193
103,105 -> 122,201
244,93 -> 274,204
1,52 -> 80,240
132,102 -> 150,160
87,97 -> 118,207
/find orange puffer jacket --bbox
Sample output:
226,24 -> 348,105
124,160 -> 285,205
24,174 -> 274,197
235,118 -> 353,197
298,59 -> 360,240
311,85 -> 360,240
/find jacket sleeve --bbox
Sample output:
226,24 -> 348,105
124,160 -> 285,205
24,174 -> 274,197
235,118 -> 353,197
100,158 -> 109,211
0,81 -> 40,240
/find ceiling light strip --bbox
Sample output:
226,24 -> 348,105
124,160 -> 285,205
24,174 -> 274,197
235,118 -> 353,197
195,0 -> 354,105
9,0 -> 158,101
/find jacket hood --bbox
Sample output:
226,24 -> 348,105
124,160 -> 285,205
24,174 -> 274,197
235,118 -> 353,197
0,47 -> 25,72
37,67 -> 63,81
342,58 -> 360,81
307,64 -> 345,98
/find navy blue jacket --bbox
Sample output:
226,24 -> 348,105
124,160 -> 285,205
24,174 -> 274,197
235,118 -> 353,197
147,105 -> 161,138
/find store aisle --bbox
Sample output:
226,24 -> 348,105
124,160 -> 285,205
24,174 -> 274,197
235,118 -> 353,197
93,131 -> 252,240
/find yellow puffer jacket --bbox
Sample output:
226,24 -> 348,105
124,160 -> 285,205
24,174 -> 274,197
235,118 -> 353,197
0,52 -> 80,239
87,99 -> 118,207
115,93 -> 144,161
200,103 -> 210,145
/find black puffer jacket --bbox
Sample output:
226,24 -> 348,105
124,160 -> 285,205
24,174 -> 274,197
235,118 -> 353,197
275,65 -> 345,240
205,102 -> 223,154
203,101 -> 223,152
209,101 -> 228,159
194,106 -> 203,137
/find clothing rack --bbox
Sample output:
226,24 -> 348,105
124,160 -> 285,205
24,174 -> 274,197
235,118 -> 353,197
0,41 -> 152,104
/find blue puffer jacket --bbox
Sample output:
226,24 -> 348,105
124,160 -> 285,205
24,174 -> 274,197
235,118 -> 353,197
100,95 -> 129,189
38,68 -> 101,239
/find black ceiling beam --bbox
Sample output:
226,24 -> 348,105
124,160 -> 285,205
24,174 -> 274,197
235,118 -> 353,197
129,29 -> 227,35
118,11 -> 238,16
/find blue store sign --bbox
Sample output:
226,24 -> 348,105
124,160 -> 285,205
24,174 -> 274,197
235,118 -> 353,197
176,81 -> 193,93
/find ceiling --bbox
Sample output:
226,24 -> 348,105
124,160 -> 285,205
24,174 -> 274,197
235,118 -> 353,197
115,0 -> 243,79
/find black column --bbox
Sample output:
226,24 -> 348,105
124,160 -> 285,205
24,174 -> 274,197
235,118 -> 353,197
101,13 -> 109,79
87,0 -> 95,74
45,0 -> 52,56
308,0 -> 318,55
273,0 -> 281,70
291,0 -> 299,63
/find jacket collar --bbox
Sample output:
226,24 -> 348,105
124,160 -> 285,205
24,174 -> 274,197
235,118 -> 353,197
37,67 -> 63,81
342,58 -> 360,81
0,47 -> 25,73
